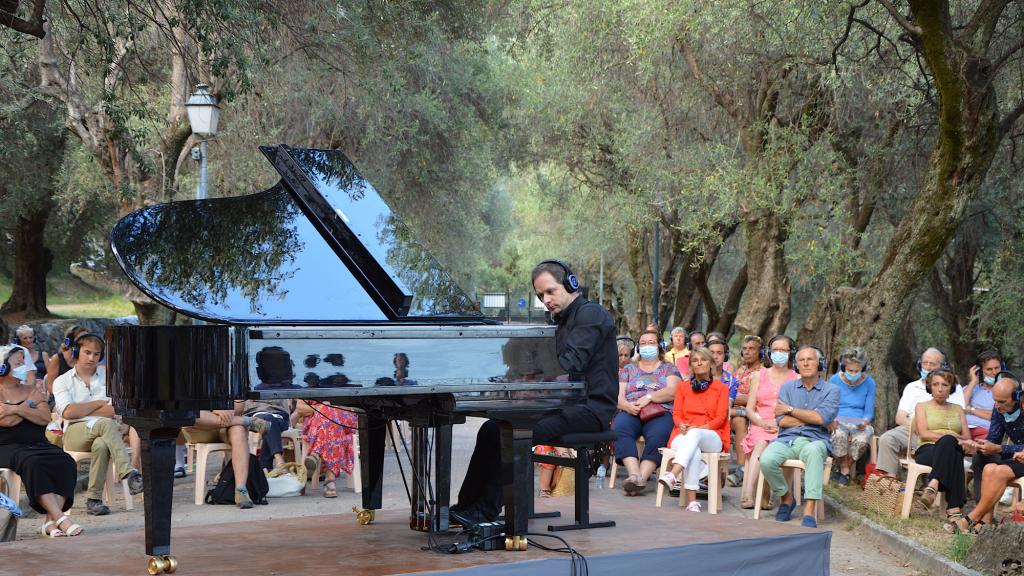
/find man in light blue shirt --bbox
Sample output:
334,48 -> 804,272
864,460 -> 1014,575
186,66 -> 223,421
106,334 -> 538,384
760,345 -> 840,528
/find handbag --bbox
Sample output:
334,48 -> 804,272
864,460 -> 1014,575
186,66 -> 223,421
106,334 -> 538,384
639,402 -> 667,423
265,462 -> 306,498
861,474 -> 905,517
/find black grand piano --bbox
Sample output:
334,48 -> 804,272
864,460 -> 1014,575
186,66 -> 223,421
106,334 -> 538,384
106,145 -> 584,573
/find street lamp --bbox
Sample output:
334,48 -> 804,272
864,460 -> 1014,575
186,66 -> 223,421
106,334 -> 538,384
185,83 -> 220,200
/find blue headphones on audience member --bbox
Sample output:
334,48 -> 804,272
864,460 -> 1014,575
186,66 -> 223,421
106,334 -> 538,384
538,259 -> 580,293
71,333 -> 106,362
0,350 -> 12,377
1000,371 -> 1024,402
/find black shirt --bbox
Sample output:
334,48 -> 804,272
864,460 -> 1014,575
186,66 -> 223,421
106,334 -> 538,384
552,295 -> 618,426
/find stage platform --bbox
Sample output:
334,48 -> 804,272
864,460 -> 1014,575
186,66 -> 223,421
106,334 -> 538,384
0,492 -> 830,575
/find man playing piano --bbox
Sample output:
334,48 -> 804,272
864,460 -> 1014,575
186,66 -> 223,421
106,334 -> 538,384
450,260 -> 618,526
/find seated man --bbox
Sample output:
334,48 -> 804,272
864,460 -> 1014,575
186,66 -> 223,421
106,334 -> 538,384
240,399 -> 291,471
183,408 -> 270,509
954,374 -> 1024,531
875,348 -> 964,477
760,345 -> 839,528
52,334 -> 143,516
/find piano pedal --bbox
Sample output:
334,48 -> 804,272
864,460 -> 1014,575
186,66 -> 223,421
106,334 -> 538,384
147,555 -> 177,575
504,535 -> 528,552
352,506 -> 376,525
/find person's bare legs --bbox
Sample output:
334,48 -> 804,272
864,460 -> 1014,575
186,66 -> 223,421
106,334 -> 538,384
839,455 -> 853,477
731,417 -> 748,466
622,456 -> 641,480
128,426 -> 142,470
538,465 -> 555,493
227,424 -> 249,487
741,441 -> 768,506
37,493 -> 79,535
969,463 -> 1015,523
637,459 -> 658,485
192,411 -> 246,430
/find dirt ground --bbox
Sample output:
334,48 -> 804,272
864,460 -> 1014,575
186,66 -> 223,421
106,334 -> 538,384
8,418 -> 926,574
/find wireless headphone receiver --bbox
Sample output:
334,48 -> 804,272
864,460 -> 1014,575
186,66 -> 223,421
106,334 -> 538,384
71,333 -> 106,362
538,259 -> 580,293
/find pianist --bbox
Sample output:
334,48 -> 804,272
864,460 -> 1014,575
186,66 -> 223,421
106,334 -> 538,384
450,260 -> 617,526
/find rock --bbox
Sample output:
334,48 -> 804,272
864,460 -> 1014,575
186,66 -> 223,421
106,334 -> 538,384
964,521 -> 1024,575
11,318 -> 137,357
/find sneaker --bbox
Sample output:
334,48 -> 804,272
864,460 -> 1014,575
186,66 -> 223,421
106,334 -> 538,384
173,466 -> 186,479
86,498 -> 110,516
658,472 -> 678,491
235,487 -> 254,509
1001,487 -> 1015,505
669,487 -> 681,498
685,501 -> 702,513
775,501 -> 794,522
835,473 -> 849,486
726,470 -> 743,487
801,515 -> 818,528
246,417 -> 271,434
123,470 -> 144,495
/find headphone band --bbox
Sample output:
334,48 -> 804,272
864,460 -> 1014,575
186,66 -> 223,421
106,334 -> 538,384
537,259 -> 580,293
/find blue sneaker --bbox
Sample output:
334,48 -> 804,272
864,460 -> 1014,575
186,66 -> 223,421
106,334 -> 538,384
801,515 -> 818,528
775,501 -> 794,522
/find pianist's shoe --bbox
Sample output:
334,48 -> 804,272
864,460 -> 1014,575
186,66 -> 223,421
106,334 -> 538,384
449,505 -> 489,528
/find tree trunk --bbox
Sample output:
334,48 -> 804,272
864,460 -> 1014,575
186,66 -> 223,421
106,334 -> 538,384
733,211 -> 791,339
0,207 -> 53,318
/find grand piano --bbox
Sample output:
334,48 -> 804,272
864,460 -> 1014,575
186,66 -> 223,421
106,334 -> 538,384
106,145 -> 584,573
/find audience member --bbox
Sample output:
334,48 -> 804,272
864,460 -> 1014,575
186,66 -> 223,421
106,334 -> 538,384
828,347 -> 876,485
616,337 -> 635,370
0,347 -> 78,537
739,334 -> 797,509
664,328 -> 688,365
912,368 -> 970,532
183,409 -> 270,508
240,399 -> 291,471
45,325 -> 88,394
675,330 -> 706,377
3,346 -> 38,391
706,332 -> 734,373
760,345 -> 839,528
727,335 -> 762,487
13,325 -> 48,378
706,338 -> 739,401
52,333 -> 143,516
875,348 -> 964,477
954,373 -> 1024,532
293,400 -> 357,498
613,330 -> 682,496
658,347 -> 730,512
964,349 -> 1003,442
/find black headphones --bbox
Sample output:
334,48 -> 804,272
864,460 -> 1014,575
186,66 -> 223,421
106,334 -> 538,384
924,368 -> 958,395
999,370 -> 1024,402
914,350 -> 951,375
691,378 -> 711,393
838,350 -> 869,374
975,350 -> 1007,380
538,259 -> 580,293
616,335 -> 637,354
706,338 -> 730,363
797,345 -> 827,373
766,335 -> 796,365
686,330 -> 706,351
71,333 -> 106,362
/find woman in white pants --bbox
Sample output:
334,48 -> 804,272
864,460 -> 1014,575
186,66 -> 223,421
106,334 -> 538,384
659,347 -> 731,512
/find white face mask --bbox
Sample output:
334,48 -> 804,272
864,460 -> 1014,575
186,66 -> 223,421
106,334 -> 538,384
11,364 -> 31,382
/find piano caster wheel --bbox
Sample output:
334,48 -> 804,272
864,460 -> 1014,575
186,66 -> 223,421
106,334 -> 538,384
147,555 -> 178,575
504,535 -> 528,551
352,506 -> 375,525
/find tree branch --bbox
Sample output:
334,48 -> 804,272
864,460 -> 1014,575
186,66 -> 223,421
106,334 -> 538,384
877,0 -> 922,36
676,38 -> 743,122
998,98 -> 1024,139
0,0 -> 46,38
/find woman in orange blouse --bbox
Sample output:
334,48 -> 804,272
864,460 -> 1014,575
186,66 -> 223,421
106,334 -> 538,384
658,347 -> 731,512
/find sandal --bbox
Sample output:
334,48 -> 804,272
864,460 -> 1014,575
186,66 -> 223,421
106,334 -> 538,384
740,497 -> 755,510
55,515 -> 83,537
539,489 -> 553,498
947,515 -> 984,535
323,480 -> 337,498
918,486 -> 938,509
41,520 -> 65,538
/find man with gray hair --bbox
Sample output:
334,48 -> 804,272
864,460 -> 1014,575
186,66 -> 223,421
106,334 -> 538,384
664,327 -> 688,365
875,348 -> 964,477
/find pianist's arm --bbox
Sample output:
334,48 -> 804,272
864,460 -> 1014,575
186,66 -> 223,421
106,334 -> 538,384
558,304 -> 606,375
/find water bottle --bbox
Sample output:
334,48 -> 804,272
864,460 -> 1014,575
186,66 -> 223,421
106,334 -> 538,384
595,464 -> 606,489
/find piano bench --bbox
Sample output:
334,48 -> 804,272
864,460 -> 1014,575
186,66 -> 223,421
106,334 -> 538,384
531,430 -> 616,532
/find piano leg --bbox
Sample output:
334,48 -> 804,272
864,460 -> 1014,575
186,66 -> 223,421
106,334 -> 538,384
410,419 -> 453,532
357,412 -> 387,522
124,414 -> 191,574
434,422 -> 452,532
500,423 -> 534,549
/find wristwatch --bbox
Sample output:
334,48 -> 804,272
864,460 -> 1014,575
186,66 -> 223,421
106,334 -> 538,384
26,399 -> 38,409
785,405 -> 794,415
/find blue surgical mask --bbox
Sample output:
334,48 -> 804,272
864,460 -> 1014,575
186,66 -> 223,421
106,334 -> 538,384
1005,408 -> 1021,423
984,375 -> 996,385
638,346 -> 659,361
920,369 -> 929,380
843,371 -> 861,383
770,351 -> 789,367
11,364 -> 30,382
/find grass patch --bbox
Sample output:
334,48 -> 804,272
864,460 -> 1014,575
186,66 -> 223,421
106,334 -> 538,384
827,483 -> 965,560
0,273 -> 134,319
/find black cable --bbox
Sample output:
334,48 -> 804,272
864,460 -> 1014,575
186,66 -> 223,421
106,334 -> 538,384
525,532 -> 589,576
388,420 -> 413,504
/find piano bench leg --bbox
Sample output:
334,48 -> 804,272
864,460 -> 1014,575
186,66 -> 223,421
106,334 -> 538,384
545,446 -> 616,532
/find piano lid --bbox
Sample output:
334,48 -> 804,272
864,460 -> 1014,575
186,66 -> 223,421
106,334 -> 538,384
109,145 -> 484,324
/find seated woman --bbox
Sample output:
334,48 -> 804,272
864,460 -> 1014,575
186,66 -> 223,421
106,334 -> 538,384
13,325 -> 47,385
963,349 -> 1003,442
828,347 -> 876,485
913,368 -> 971,532
739,335 -> 797,509
658,347 -> 730,512
613,330 -> 682,496
294,400 -> 357,498
0,347 -> 78,537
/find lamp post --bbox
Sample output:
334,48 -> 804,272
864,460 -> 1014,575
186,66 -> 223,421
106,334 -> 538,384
185,83 -> 220,200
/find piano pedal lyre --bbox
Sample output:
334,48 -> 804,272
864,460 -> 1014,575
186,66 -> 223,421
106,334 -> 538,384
504,535 -> 528,551
147,555 -> 178,575
352,506 -> 376,525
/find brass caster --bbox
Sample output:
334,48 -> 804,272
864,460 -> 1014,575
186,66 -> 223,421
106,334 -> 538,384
147,555 -> 177,575
352,506 -> 375,525
504,535 -> 528,551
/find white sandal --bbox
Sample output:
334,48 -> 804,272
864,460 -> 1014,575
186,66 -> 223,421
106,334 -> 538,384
41,520 -> 65,538
55,515 -> 83,537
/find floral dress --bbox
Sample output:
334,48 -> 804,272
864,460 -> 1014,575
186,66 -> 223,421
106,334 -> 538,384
302,403 -> 357,476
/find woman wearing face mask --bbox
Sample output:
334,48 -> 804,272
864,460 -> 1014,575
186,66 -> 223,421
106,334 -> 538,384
963,350 -> 1003,442
738,334 -> 798,509
4,347 -> 38,391
827,348 -> 876,485
613,330 -> 682,496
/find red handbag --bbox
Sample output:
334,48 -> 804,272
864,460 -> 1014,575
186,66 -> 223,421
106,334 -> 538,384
639,402 -> 667,423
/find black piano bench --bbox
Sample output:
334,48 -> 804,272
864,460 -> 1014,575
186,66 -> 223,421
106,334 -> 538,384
531,430 -> 617,532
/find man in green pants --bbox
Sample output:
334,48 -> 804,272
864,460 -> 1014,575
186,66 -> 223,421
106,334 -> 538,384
761,345 -> 839,528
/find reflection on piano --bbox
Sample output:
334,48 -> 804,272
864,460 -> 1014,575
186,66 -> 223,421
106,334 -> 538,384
106,145 -> 584,573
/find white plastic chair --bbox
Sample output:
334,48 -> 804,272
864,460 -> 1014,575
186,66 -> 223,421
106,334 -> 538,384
187,442 -> 232,505
899,417 -> 946,518
753,456 -> 833,521
65,451 -> 134,510
654,447 -> 727,513
607,436 -> 645,489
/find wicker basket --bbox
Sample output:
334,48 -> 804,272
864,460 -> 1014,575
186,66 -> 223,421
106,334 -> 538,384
551,466 -> 576,496
862,475 -> 905,517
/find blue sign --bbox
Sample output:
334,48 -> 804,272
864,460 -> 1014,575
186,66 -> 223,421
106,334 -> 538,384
517,298 -> 527,309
